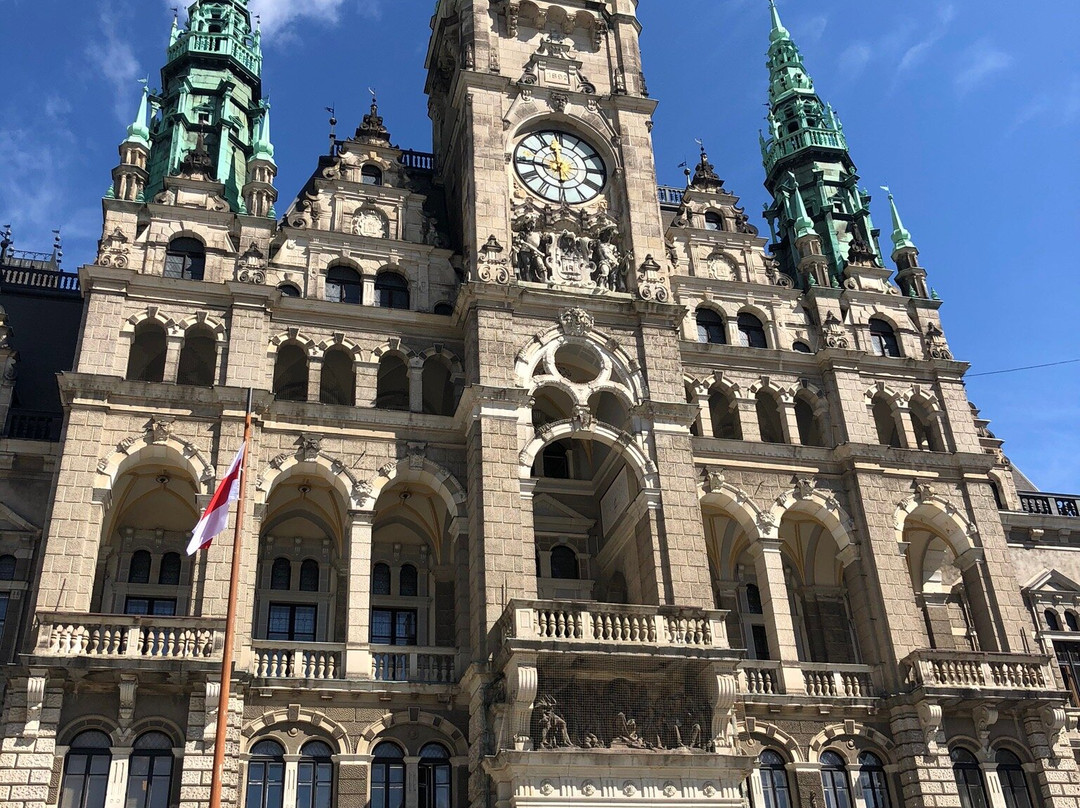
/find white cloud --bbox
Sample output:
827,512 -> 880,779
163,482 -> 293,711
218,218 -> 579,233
897,3 -> 956,74
86,3 -> 143,126
171,0 -> 383,38
838,43 -> 872,79
954,41 -> 1013,94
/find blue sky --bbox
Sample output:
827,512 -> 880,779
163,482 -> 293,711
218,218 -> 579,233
0,0 -> 1077,490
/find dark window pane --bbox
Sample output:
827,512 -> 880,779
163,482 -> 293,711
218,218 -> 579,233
267,604 -> 292,640
549,546 -> 579,580
129,550 -> 152,584
375,273 -> 410,310
158,552 -> 182,586
125,598 -> 150,616
696,309 -> 726,344
372,563 -> 391,596
0,554 -> 16,580
270,558 -> 291,591
326,266 -> 362,304
399,564 -> 418,596
299,560 -> 320,592
738,313 -> 769,349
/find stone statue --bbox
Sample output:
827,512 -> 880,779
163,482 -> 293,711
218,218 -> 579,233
537,696 -> 573,749
511,211 -> 552,283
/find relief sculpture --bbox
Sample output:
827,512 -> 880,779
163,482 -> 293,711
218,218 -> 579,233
510,203 -> 627,292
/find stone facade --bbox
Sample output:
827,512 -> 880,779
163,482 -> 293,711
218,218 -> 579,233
0,2 -> 1078,808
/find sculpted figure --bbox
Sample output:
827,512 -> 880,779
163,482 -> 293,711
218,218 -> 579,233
512,212 -> 551,282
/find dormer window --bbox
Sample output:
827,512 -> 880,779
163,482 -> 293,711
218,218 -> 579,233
164,237 -> 206,281
362,165 -> 383,186
704,212 -> 724,231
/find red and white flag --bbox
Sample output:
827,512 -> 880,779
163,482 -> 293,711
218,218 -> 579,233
186,443 -> 247,556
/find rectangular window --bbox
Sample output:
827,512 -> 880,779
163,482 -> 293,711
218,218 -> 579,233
1057,642 -> 1080,708
370,609 -> 417,646
267,603 -> 318,642
124,597 -> 177,617
0,593 -> 8,639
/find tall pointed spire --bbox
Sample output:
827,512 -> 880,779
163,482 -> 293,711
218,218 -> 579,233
252,101 -> 275,163
787,174 -> 814,240
768,0 -> 789,42
124,83 -> 151,147
885,189 -> 917,253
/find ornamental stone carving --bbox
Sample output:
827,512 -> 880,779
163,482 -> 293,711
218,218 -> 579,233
822,311 -> 849,349
237,242 -> 267,284
636,255 -> 670,302
558,308 -> 594,336
476,235 -> 511,284
925,322 -> 953,360
352,206 -> 389,239
511,204 -> 627,292
97,227 -> 130,268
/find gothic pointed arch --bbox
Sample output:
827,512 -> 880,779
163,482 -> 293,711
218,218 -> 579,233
352,455 -> 467,524
766,480 -> 856,552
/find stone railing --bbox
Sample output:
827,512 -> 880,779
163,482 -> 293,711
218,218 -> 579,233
370,646 -> 457,683
1018,492 -> 1080,518
0,265 -> 79,292
657,186 -> 685,208
167,33 -> 261,75
3,409 -> 61,441
738,661 -> 875,698
496,600 -> 729,650
250,641 -> 344,681
904,650 -> 1056,692
801,663 -> 875,698
35,613 -> 224,661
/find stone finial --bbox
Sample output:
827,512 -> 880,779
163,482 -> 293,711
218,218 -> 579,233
355,93 -> 391,144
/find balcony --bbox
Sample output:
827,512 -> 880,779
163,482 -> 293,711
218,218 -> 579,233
494,599 -> 731,658
370,646 -> 457,683
33,612 -> 224,665
166,33 -> 261,75
903,650 -> 1059,697
3,409 -> 62,441
250,641 -> 344,681
740,660 -> 876,699
1018,492 -> 1080,518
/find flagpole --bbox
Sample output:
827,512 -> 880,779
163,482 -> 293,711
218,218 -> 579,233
209,389 -> 253,808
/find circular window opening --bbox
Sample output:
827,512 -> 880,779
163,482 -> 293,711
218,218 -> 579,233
553,343 -> 602,384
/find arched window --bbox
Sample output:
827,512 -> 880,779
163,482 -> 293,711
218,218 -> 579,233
177,325 -> 217,387
270,557 -> 291,591
820,751 -> 853,808
872,396 -> 903,448
299,560 -> 320,592
362,165 -> 383,186
376,354 -> 410,410
163,237 -> 205,281
422,357 -> 457,416
372,563 -> 392,596
910,400 -> 943,452
869,318 -> 901,358
951,748 -> 990,808
756,391 -> 786,444
419,743 -> 451,808
158,552 -> 182,586
795,395 -> 827,447
125,731 -> 174,808
542,442 -> 571,479
758,749 -> 792,808
858,752 -> 891,808
278,283 -> 301,298
246,740 -> 286,808
433,302 -> 454,316
793,341 -> 813,354
709,388 -> 743,440
1067,612 -> 1080,632
371,742 -> 406,808
550,546 -> 579,580
696,308 -> 727,345
746,584 -> 764,615
60,730 -> 112,808
297,740 -> 335,808
126,321 -> 168,383
325,265 -> 363,305
704,211 -> 724,231
320,347 -> 356,406
738,313 -> 769,349
375,272 -> 410,310
996,749 -> 1034,808
0,554 -> 16,580
399,564 -> 418,597
273,343 -> 309,402
128,550 -> 152,584
1045,610 -> 1061,631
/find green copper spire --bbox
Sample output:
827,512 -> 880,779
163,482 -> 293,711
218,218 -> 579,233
124,83 -> 151,147
787,174 -> 814,240
768,0 -> 788,42
885,188 -> 917,253
761,2 -> 881,288
252,102 -> 275,163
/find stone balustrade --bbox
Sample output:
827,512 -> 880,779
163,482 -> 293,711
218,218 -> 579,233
370,646 -> 457,683
250,641 -> 344,681
496,599 -> 729,650
904,650 -> 1056,692
35,612 -> 224,662
739,661 -> 876,698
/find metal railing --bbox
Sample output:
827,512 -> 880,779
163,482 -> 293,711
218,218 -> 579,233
1019,492 -> 1080,518
764,126 -> 848,173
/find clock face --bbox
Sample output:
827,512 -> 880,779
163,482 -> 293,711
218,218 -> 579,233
514,130 -> 607,204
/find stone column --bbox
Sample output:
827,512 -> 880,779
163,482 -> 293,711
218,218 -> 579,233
345,511 -> 375,679
692,389 -> 711,438
164,334 -> 183,383
736,396 -> 762,442
896,405 -> 919,451
357,360 -> 379,408
979,758 -> 1009,808
307,356 -> 323,403
282,756 -> 300,808
1021,709 -> 1080,808
790,762 -> 825,808
779,395 -> 800,445
335,755 -> 371,808
408,359 -> 424,413
886,703 -> 962,808
956,549 -> 1007,653
750,539 -> 805,694
404,756 -> 420,808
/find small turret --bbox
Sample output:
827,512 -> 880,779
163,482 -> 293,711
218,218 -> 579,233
112,83 -> 152,202
243,101 -> 278,218
885,188 -> 929,298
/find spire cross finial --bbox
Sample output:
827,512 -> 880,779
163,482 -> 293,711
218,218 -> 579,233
769,0 -> 789,41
